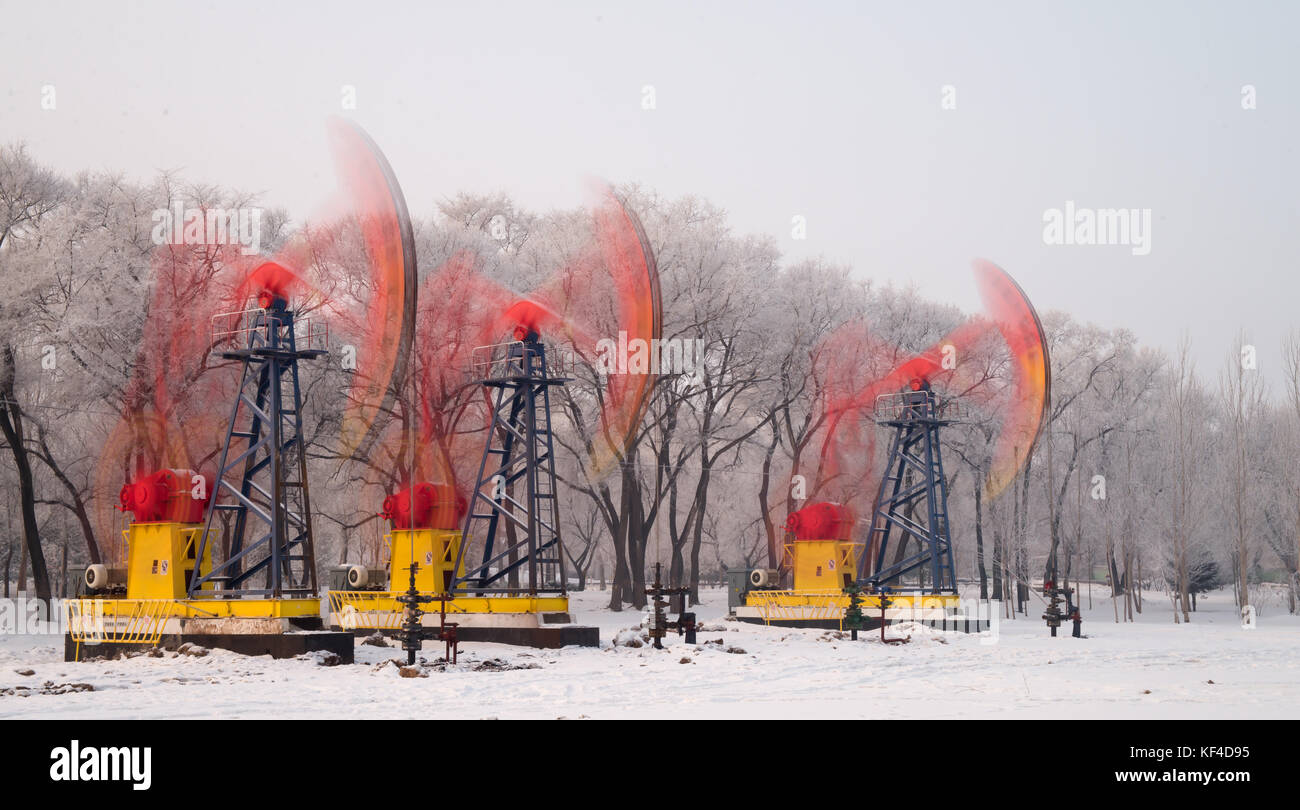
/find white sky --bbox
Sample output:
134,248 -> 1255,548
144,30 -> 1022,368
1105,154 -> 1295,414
3,0 -> 1297,388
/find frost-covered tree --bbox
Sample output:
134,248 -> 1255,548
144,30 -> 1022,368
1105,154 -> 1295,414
0,143 -> 72,602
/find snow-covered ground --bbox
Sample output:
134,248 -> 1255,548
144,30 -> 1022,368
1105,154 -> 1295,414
1,586 -> 1297,719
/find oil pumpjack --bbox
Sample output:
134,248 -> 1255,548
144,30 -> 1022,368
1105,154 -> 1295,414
328,323 -> 599,648
733,261 -> 1051,634
734,382 -> 976,631
67,120 -> 420,662
65,276 -> 354,661
326,188 -> 662,650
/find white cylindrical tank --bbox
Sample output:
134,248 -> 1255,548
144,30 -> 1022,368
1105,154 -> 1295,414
84,564 -> 109,590
346,565 -> 369,588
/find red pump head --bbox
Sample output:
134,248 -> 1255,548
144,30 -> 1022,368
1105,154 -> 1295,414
119,469 -> 210,523
785,501 -> 855,542
502,299 -> 551,342
381,482 -> 466,530
247,261 -> 298,312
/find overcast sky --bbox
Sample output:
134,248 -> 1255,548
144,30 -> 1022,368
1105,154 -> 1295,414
3,1 -> 1297,389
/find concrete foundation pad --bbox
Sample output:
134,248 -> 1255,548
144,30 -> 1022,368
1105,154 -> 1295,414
338,624 -> 599,648
65,631 -> 355,662
733,615 -> 989,633
453,625 -> 599,648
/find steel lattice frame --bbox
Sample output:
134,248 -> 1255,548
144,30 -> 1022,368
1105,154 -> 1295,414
189,302 -> 325,597
862,388 -> 959,594
454,335 -> 567,595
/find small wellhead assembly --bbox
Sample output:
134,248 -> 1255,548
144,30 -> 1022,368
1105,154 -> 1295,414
1041,579 -> 1082,638
393,560 -> 459,666
644,563 -> 697,649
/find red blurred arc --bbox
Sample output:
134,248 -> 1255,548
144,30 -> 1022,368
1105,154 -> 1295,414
397,186 -> 662,502
814,260 -> 1051,512
93,120 -> 419,555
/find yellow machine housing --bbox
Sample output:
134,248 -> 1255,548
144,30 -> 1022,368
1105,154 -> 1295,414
124,521 -> 213,600
114,520 -> 321,616
790,539 -> 858,592
386,528 -> 465,591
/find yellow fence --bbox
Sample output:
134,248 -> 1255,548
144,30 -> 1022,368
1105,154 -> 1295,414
65,598 -> 179,646
746,590 -> 850,627
329,591 -> 405,630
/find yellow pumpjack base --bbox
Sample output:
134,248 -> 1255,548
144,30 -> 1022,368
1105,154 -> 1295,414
331,592 -> 568,616
744,590 -> 961,610
82,597 -> 322,620
335,528 -> 575,628
67,521 -> 355,661
739,589 -> 966,629
329,592 -> 570,633
740,537 -> 974,630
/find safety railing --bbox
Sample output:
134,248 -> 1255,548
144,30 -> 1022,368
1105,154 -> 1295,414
328,591 -> 404,631
65,599 -> 179,646
210,308 -> 328,353
469,340 -> 574,381
746,590 -> 849,628
873,390 -> 964,422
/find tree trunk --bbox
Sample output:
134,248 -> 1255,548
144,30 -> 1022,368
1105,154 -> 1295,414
69,498 -> 100,565
34,425 -> 101,564
990,492 -> 1004,601
623,460 -> 648,610
758,423 -> 780,569
666,471 -> 692,613
608,476 -> 631,610
337,526 -> 350,566
687,463 -> 713,606
0,344 -> 51,604
1135,554 -> 1143,613
1123,549 -> 1133,621
60,524 -> 69,599
18,533 -> 28,594
1015,456 -> 1033,613
1236,545 -> 1250,614
3,496 -> 11,598
974,476 -> 988,600
1107,527 -> 1119,623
